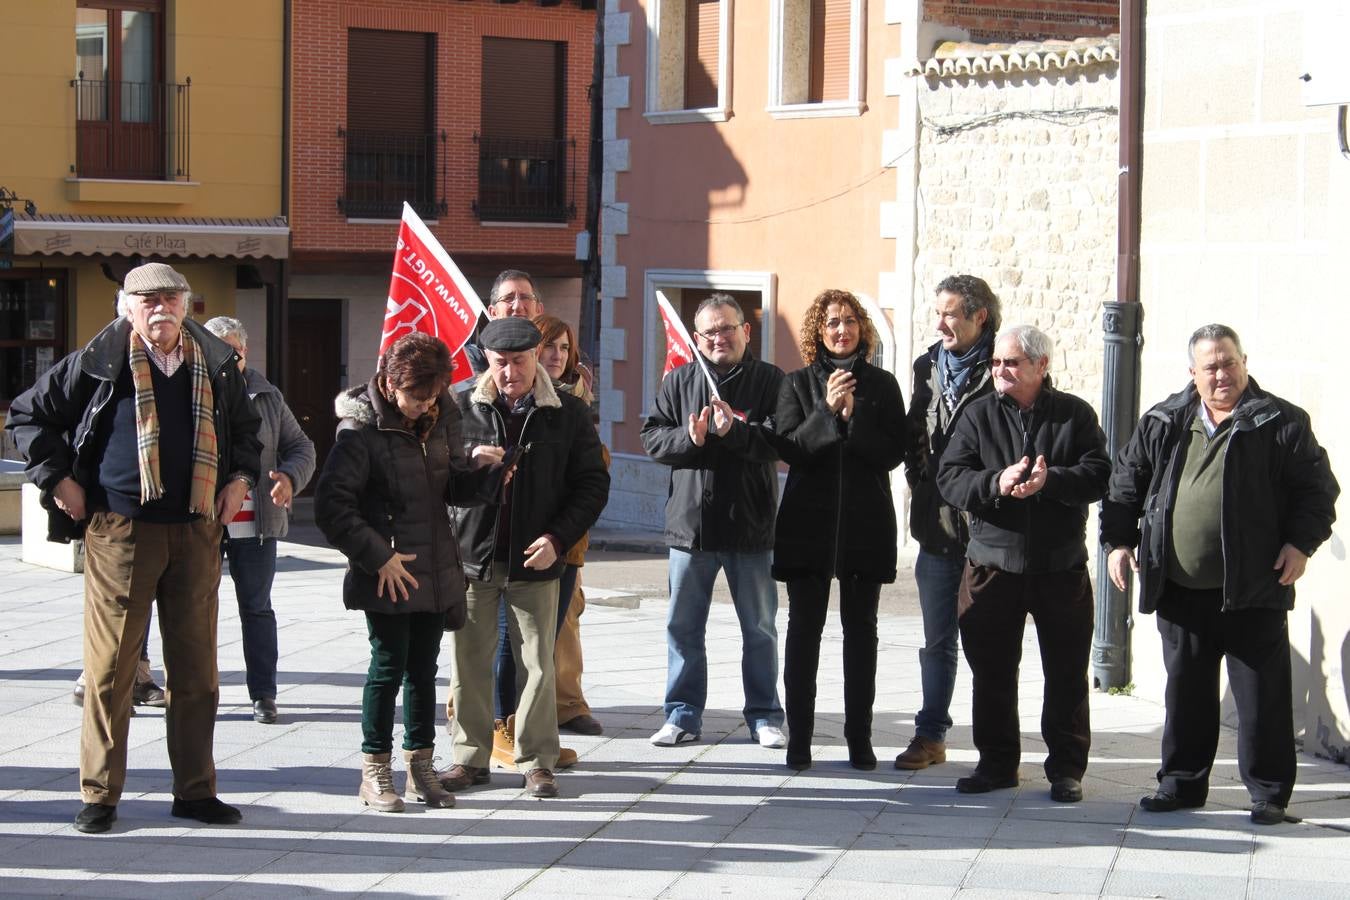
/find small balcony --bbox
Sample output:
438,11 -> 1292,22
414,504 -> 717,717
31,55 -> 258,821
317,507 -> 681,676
338,128 -> 445,221
474,135 -> 576,224
71,76 -> 191,181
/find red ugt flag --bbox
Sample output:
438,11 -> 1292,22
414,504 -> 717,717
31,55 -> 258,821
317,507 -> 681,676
655,290 -> 695,377
381,203 -> 487,385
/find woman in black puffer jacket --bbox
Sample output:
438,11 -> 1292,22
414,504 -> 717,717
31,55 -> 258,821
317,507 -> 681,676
773,289 -> 910,772
316,333 -> 500,813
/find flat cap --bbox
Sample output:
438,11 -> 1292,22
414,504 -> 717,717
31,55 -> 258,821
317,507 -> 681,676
124,262 -> 191,295
480,317 -> 541,353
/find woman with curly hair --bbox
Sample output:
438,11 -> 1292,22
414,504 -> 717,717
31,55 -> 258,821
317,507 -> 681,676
772,289 -> 910,770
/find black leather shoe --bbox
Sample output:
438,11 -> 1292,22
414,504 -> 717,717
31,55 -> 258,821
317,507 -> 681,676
956,771 -> 1019,794
171,796 -> 242,825
75,803 -> 117,834
253,698 -> 278,724
1139,790 -> 1205,813
847,741 -> 877,771
559,714 -> 604,736
1050,777 -> 1083,803
1251,801 -> 1287,825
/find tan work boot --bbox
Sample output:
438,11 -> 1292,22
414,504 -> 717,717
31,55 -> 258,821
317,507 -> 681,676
894,735 -> 947,770
491,716 -> 516,769
403,748 -> 455,808
358,752 -> 405,813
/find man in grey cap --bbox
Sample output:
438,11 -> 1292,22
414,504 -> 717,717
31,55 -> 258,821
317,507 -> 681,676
441,317 -> 609,799
6,262 -> 261,834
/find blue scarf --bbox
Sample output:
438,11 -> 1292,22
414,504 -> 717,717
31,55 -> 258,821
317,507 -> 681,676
938,328 -> 993,412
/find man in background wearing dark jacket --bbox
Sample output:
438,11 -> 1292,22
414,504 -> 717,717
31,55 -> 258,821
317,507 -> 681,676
938,324 -> 1109,804
446,318 -> 609,799
896,274 -> 999,771
5,262 -> 261,834
640,295 -> 786,749
1102,324 -> 1338,826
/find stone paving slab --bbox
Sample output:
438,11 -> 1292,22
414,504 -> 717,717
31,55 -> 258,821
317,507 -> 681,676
1,537 -> 1348,898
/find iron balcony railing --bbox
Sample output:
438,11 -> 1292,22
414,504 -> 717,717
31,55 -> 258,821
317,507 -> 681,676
70,75 -> 190,180
338,128 -> 446,220
474,135 -> 576,223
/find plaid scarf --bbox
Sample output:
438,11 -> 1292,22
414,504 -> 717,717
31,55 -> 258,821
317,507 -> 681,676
129,329 -> 220,518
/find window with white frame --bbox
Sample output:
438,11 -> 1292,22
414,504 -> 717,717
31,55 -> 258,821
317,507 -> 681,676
645,0 -> 733,124
642,270 -> 776,413
768,0 -> 866,118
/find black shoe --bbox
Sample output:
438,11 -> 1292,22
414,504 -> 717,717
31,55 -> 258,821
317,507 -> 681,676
785,749 -> 812,771
1251,801 -> 1287,825
1050,777 -> 1083,803
253,698 -> 278,724
75,803 -> 117,834
848,742 -> 877,771
132,679 -> 167,707
171,796 -> 242,825
1139,790 -> 1205,813
955,771 -> 1019,794
559,714 -> 604,736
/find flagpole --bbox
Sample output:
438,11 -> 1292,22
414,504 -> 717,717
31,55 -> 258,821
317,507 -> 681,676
655,290 -> 721,402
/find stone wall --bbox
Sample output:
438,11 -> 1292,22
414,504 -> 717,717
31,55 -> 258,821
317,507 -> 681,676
910,56 -> 1119,404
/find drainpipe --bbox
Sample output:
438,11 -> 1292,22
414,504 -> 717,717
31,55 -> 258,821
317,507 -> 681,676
1093,0 -> 1145,691
272,0 -> 293,390
578,7 -> 605,372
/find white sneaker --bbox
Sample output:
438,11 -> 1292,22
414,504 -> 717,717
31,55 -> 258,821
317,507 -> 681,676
754,725 -> 787,749
650,723 -> 699,746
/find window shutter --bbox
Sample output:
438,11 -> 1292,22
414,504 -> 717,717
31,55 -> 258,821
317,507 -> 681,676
683,0 -> 720,110
347,29 -> 431,133
809,0 -> 851,103
481,38 -> 562,140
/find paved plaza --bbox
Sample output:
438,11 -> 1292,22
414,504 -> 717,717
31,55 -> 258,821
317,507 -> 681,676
2,535 -> 1349,899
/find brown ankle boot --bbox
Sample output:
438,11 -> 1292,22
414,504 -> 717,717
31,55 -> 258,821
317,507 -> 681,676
359,752 -> 405,813
404,748 -> 455,808
491,716 -> 516,769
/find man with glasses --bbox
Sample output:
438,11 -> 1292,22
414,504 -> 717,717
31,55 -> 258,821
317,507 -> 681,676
463,269 -> 544,378
641,294 -> 787,749
936,325 -> 1109,804
6,262 -> 261,834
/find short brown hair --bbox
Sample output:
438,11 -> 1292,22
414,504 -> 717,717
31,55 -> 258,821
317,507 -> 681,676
381,332 -> 453,397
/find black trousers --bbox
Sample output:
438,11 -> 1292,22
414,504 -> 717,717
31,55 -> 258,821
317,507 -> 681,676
958,563 -> 1094,782
1155,581 -> 1296,807
783,573 -> 880,753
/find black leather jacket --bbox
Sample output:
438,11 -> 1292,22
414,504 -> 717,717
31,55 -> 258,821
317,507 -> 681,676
5,317 -> 261,543
1100,379 -> 1339,613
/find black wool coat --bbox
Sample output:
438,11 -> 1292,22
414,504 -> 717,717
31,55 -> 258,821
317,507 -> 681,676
772,356 -> 910,584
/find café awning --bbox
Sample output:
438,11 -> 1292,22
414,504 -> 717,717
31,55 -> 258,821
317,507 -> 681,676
13,214 -> 290,260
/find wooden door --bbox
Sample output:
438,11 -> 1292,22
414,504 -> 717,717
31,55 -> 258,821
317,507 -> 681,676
286,299 -> 343,492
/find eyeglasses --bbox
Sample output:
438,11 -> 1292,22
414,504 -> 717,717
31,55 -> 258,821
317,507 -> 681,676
825,317 -> 859,330
697,323 -> 743,341
990,356 -> 1026,369
492,291 -> 538,307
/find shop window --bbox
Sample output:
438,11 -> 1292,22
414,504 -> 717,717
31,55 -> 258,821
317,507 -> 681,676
0,272 -> 68,410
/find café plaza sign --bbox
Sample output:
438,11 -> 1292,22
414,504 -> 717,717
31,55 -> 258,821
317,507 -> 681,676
12,216 -> 289,260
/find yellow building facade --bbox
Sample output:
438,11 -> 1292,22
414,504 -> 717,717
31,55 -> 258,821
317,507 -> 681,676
0,1 -> 287,424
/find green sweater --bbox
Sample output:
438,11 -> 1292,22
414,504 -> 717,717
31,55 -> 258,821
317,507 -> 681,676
1165,415 -> 1231,590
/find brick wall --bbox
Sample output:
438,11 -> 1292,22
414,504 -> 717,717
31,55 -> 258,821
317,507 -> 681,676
924,1 -> 1118,42
290,0 -> 594,261
911,59 -> 1120,403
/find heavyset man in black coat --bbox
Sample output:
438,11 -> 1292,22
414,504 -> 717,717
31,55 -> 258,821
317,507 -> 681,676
938,324 -> 1110,804
1102,324 -> 1339,825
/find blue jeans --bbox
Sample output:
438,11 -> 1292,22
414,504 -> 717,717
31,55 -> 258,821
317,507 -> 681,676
224,537 -> 279,701
663,548 -> 783,734
914,549 -> 963,742
494,563 -> 578,719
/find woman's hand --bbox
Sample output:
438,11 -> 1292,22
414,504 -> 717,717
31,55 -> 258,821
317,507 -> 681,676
825,369 -> 856,417
377,551 -> 419,602
472,445 -> 505,469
